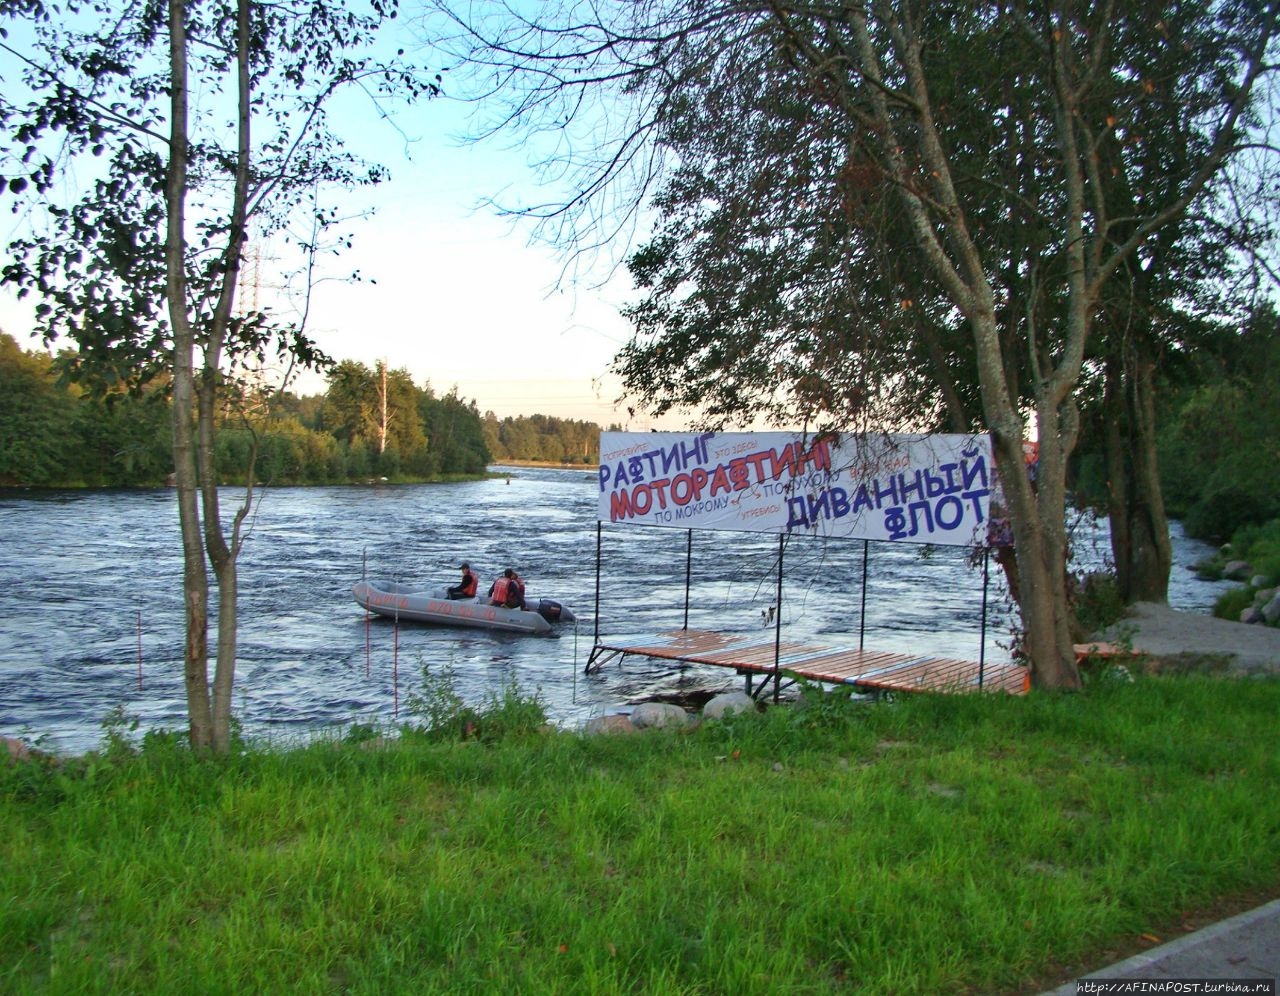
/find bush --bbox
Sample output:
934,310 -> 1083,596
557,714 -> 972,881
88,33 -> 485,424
1206,518 -> 1280,622
405,660 -> 547,742
1072,571 -> 1127,634
1184,486 -> 1275,542
1229,519 -> 1280,583
476,679 -> 549,741
1212,587 -> 1256,622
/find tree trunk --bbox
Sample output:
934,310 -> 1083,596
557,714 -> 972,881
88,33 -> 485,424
373,360 -> 390,455
210,519 -> 240,754
1103,330 -> 1172,605
995,420 -> 1081,691
1120,336 -> 1172,603
1103,360 -> 1132,597
200,0 -> 256,754
167,0 -> 216,751
974,312 -> 1081,691
197,372 -> 240,754
168,0 -> 257,753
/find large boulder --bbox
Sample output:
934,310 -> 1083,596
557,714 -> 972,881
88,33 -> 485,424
1223,560 -> 1253,581
3,736 -> 32,763
583,714 -> 639,736
703,691 -> 757,721
629,702 -> 691,730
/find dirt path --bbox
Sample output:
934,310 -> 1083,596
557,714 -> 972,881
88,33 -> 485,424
1100,601 -> 1280,675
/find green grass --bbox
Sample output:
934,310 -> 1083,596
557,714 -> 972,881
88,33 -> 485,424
3,675 -> 1279,994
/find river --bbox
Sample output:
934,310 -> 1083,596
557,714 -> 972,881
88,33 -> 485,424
0,467 -> 1232,754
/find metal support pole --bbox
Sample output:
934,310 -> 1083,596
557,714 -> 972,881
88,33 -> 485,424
773,534 -> 785,703
682,528 -> 693,631
979,548 -> 990,690
593,521 -> 603,644
859,539 -> 869,652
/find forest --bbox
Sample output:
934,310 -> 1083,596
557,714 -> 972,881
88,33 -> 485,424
0,338 -> 605,486
4,304 -> 1277,550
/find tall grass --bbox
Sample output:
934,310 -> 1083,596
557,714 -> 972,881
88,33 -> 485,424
3,674 -> 1278,994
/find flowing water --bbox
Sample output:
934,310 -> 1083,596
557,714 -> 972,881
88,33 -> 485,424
0,467 -> 1231,754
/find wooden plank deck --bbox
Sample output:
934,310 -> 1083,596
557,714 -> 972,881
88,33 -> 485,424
588,628 -> 1030,696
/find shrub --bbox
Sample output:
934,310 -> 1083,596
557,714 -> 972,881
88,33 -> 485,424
1184,487 -> 1275,542
404,660 -> 547,743
1231,519 -> 1280,583
1212,586 -> 1255,622
1072,571 -> 1127,634
475,678 -> 549,741
404,659 -> 478,742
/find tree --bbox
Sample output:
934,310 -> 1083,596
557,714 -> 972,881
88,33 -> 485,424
613,27 -> 969,434
1157,303 -> 1280,539
1063,5 -> 1279,604
322,359 -> 428,471
74,389 -> 173,486
0,333 -> 78,484
432,0 -> 1277,688
322,360 -> 379,443
2,0 -> 437,750
422,388 -> 490,475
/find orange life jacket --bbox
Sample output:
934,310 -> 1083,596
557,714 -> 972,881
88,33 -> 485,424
459,571 -> 477,597
491,577 -> 510,605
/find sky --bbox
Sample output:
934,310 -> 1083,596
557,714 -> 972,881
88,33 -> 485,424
0,42 -> 660,429
281,90 -> 649,426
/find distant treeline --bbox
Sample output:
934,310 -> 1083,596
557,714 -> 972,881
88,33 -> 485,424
0,336 -> 608,487
482,412 -> 602,466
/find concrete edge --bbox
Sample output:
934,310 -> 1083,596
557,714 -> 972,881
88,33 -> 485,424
1041,898 -> 1280,995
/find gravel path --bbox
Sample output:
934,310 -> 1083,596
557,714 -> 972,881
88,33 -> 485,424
1100,601 -> 1280,675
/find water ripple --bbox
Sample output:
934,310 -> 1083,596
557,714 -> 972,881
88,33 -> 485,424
0,473 -> 1226,753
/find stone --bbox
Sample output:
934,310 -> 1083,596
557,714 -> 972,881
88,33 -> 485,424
1223,560 -> 1253,581
2,736 -> 31,762
1261,592 -> 1280,626
629,702 -> 690,730
583,714 -> 639,736
703,692 -> 756,721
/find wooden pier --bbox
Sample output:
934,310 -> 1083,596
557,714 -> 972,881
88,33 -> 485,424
586,628 -> 1030,699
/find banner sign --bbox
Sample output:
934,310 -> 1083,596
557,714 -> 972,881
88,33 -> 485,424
598,431 -> 993,546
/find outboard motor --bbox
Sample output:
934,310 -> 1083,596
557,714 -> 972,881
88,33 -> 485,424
535,599 -> 575,624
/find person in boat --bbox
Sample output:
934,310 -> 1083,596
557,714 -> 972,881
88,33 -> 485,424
489,568 -> 526,609
447,562 -> 478,600
508,569 -> 526,609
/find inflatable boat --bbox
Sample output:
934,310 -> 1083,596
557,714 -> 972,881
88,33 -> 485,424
353,580 -> 576,635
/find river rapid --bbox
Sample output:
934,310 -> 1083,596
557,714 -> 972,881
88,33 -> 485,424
0,466 -> 1231,754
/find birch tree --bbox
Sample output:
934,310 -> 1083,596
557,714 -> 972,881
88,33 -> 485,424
2,0 -> 437,750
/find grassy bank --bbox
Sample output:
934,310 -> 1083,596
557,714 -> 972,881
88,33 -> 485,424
3,675 -> 1278,994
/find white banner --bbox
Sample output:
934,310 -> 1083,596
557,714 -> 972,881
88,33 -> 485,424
598,431 -> 993,546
